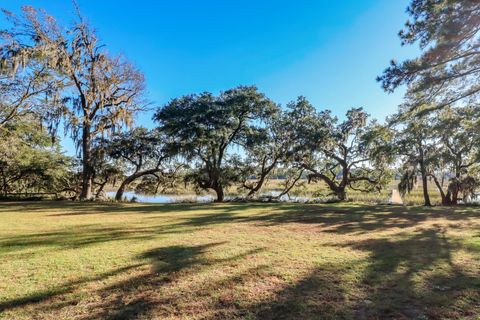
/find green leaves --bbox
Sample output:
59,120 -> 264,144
154,86 -> 276,201
379,0 -> 480,111
0,118 -> 71,195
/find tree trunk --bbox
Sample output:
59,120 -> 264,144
79,122 -> 93,200
452,170 -> 461,205
115,177 -> 134,201
246,175 -> 266,197
337,166 -> 349,201
431,174 -> 450,205
115,169 -> 160,201
418,156 -> 431,206
95,180 -> 108,199
214,185 -> 224,202
336,187 -> 347,201
1,169 -> 7,197
445,190 -> 454,205
246,158 -> 278,197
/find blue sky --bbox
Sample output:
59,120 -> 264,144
2,1 -> 417,155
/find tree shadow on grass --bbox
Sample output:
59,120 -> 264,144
239,228 -> 479,320
0,200 -> 272,216
166,203 -> 480,236
343,228 -> 480,319
0,225 -> 163,254
244,266 -> 353,320
0,241 -> 268,319
76,243 -> 266,320
0,264 -> 143,313
1,203 -> 478,256
1,202 -> 479,318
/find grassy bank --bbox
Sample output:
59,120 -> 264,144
0,202 -> 479,319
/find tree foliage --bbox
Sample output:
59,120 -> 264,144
0,118 -> 71,197
155,86 -> 276,202
378,0 -> 480,113
291,100 -> 393,201
0,6 -> 146,200
103,127 -> 174,201
393,105 -> 480,205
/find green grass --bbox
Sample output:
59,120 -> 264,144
0,201 -> 479,319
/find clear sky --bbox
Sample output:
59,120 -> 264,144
1,0 -> 417,155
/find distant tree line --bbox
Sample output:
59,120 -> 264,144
0,1 -> 479,205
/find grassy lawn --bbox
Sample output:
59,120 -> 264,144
0,202 -> 479,319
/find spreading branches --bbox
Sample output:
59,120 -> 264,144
378,0 -> 480,112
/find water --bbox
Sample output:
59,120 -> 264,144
105,190 -> 407,204
105,190 -> 300,204
105,191 -> 215,203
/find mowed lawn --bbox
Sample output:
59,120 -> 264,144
0,202 -> 479,320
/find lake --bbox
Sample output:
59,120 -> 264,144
106,191 -> 215,203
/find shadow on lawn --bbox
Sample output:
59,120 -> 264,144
2,203 -> 475,254
245,228 -> 479,320
0,202 -> 479,318
41,230 -> 478,319
1,241 -> 268,319
167,203 -> 480,235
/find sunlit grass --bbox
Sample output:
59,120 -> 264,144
0,201 -> 479,319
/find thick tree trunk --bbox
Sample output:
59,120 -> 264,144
336,187 -> 347,201
115,169 -> 161,201
451,171 -> 461,205
214,185 -> 224,202
115,176 -> 135,201
337,166 -> 349,201
1,170 -> 7,197
79,122 -> 93,200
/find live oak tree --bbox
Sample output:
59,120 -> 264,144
393,104 -> 480,206
378,0 -> 480,113
250,97 -> 325,200
155,86 -> 276,202
240,104 -> 298,197
294,101 -> 393,201
393,113 -> 435,206
104,127 -> 172,201
429,106 -> 480,204
0,6 -> 146,200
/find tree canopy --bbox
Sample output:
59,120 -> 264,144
0,6 -> 146,200
0,1 -> 478,205
378,0 -> 480,114
155,86 -> 276,202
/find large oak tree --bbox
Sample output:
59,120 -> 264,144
155,86 -> 275,202
104,127 -> 172,201
0,6 -> 146,200
290,99 -> 393,201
